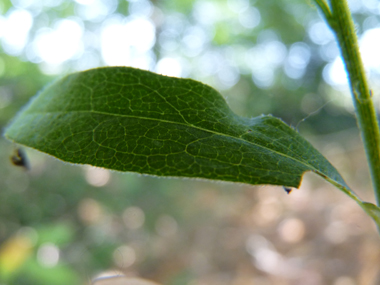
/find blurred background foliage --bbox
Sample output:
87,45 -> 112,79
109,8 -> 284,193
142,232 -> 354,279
1,0 -> 380,284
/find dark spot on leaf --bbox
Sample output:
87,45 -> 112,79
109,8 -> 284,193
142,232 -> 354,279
10,148 -> 29,170
283,186 -> 292,194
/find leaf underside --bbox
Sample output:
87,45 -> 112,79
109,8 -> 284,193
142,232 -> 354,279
5,67 -> 347,189
6,67 -> 380,227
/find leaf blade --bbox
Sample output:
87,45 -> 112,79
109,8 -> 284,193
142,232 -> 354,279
6,66 -> 380,228
4,67 -> 347,189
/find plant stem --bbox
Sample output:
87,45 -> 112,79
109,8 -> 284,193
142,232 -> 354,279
313,0 -> 332,20
328,0 -> 380,205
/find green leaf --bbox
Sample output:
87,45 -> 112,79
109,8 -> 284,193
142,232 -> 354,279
4,67 -> 333,186
4,67 -> 378,226
361,202 -> 380,228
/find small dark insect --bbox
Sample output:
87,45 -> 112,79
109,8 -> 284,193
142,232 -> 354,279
10,148 -> 29,170
283,186 -> 292,194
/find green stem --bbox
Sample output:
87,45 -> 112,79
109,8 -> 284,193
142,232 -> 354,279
327,0 -> 380,205
313,0 -> 332,20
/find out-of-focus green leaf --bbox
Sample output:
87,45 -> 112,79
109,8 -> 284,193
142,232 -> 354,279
36,223 -> 74,246
19,259 -> 80,285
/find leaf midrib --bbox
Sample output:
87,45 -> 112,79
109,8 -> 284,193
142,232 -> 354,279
23,108 -> 320,173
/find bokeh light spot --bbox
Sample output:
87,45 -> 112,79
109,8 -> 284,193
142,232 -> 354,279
129,0 -> 154,17
324,221 -> 348,244
37,243 -> 60,268
334,276 -> 356,285
113,245 -> 136,268
227,0 -> 249,13
278,218 -> 306,243
78,198 -> 103,225
156,57 -> 182,77
101,16 -> 155,66
33,18 -> 84,65
181,26 -> 207,57
193,1 -> 221,27
122,206 -> 145,230
308,21 -> 334,45
284,42 -> 310,79
1,9 -> 33,55
239,7 -> 261,29
85,166 -> 111,187
75,0 -> 117,22
155,215 -> 178,237
360,28 -> 380,72
246,235 -> 284,275
322,58 -> 348,87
